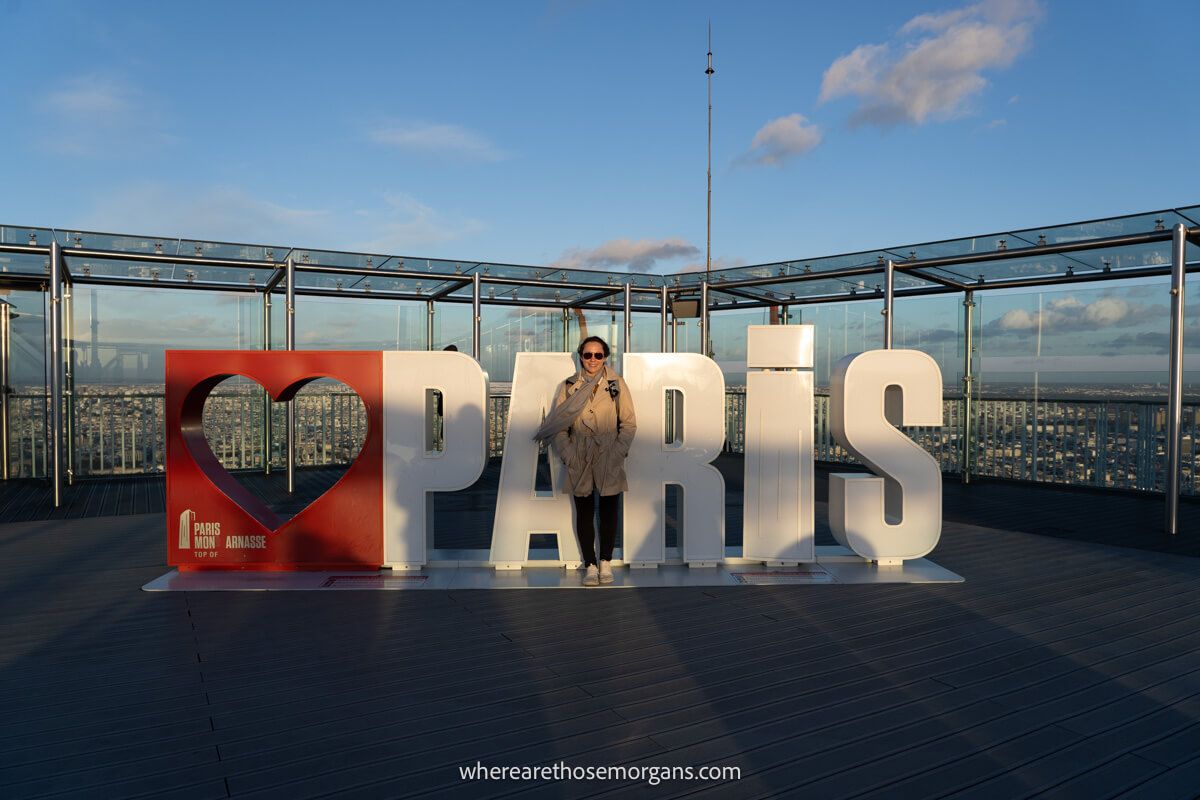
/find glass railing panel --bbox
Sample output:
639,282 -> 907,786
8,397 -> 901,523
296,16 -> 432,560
6,389 -> 1197,497
63,255 -> 266,287
1028,210 -> 1190,246
0,226 -> 55,247
6,392 -> 49,479
0,251 -> 51,277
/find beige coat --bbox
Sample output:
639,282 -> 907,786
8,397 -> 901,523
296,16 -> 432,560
551,363 -> 637,496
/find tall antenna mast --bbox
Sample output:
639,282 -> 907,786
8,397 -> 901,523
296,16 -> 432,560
705,21 -> 714,282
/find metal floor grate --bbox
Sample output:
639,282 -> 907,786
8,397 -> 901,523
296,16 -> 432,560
730,568 -> 834,585
320,574 -> 430,589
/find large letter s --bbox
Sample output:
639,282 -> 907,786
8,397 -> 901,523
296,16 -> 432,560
829,350 -> 942,564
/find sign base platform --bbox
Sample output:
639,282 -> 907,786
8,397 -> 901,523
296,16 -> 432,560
143,548 -> 962,591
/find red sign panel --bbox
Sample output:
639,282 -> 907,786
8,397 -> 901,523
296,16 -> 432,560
166,350 -> 384,570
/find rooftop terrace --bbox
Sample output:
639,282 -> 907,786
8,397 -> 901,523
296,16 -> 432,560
2,463 -> 1200,798
2,204 -> 1199,797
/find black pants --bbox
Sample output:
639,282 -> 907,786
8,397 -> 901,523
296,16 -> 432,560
574,493 -> 618,567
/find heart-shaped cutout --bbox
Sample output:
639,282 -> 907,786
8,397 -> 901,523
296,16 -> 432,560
198,375 -> 367,526
166,350 -> 384,568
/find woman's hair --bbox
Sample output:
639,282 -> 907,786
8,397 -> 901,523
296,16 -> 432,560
577,336 -> 611,358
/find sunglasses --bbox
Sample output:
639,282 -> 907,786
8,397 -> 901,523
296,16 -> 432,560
581,352 -> 606,360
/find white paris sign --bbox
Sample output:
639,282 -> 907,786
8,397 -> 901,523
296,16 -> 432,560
484,325 -> 943,571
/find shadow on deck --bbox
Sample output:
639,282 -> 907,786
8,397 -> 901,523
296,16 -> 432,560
2,458 -> 1200,797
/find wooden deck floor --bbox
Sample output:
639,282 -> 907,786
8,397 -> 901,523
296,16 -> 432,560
2,466 -> 1200,798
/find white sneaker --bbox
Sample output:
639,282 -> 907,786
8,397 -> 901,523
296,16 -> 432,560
599,560 -> 614,584
583,565 -> 599,586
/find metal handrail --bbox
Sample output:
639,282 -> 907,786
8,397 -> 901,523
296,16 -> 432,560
3,389 -> 1197,496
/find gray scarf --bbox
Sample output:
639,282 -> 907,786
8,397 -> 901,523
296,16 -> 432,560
532,366 -> 607,444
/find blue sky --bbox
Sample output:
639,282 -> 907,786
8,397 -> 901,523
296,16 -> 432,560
2,0 -> 1198,390
2,0 -> 1196,270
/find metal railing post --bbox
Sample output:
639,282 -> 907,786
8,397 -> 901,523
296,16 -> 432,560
285,257 -> 296,493
471,272 -> 481,360
1166,224 -> 1187,534
962,290 -> 975,484
882,258 -> 894,349
1,302 -> 10,480
64,279 -> 75,484
49,240 -> 63,507
426,300 -> 434,350
700,280 -> 710,357
262,290 -> 272,474
562,308 -> 570,351
622,283 -> 632,367
660,286 -> 668,352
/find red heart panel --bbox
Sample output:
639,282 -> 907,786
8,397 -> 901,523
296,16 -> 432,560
166,350 -> 384,570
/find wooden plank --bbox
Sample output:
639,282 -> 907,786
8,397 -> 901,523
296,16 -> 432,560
1119,754 -> 1200,800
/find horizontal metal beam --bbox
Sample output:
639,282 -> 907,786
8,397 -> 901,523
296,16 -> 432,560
898,228 -> 1187,271
264,266 -> 288,293
295,286 -> 447,302
62,246 -> 279,270
293,285 -> 660,311
431,277 -> 473,299
709,285 -> 781,305
0,243 -> 51,257
698,263 -> 885,291
567,288 -> 622,307
294,262 -> 443,279
458,274 -> 664,293
478,295 -> 653,311
708,283 -> 955,311
56,260 -> 1196,304
292,262 -> 669,294
0,268 -> 674,308
896,267 -> 968,291
0,272 -> 48,289
2,223 -> 1193,306
957,260 -> 1200,292
68,274 -> 261,293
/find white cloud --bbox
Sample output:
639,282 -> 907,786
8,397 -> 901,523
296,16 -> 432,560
43,77 -> 133,116
993,293 -> 1160,334
356,192 -> 486,252
819,0 -> 1041,126
739,114 -> 822,167
368,122 -> 506,161
900,6 -> 977,34
1084,297 -> 1130,326
36,74 -> 174,156
553,238 -> 700,273
73,183 -> 484,254
76,184 -> 328,245
100,314 -> 222,341
996,307 -> 1037,331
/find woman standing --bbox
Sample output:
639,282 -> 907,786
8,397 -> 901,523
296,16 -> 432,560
533,336 -> 637,586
